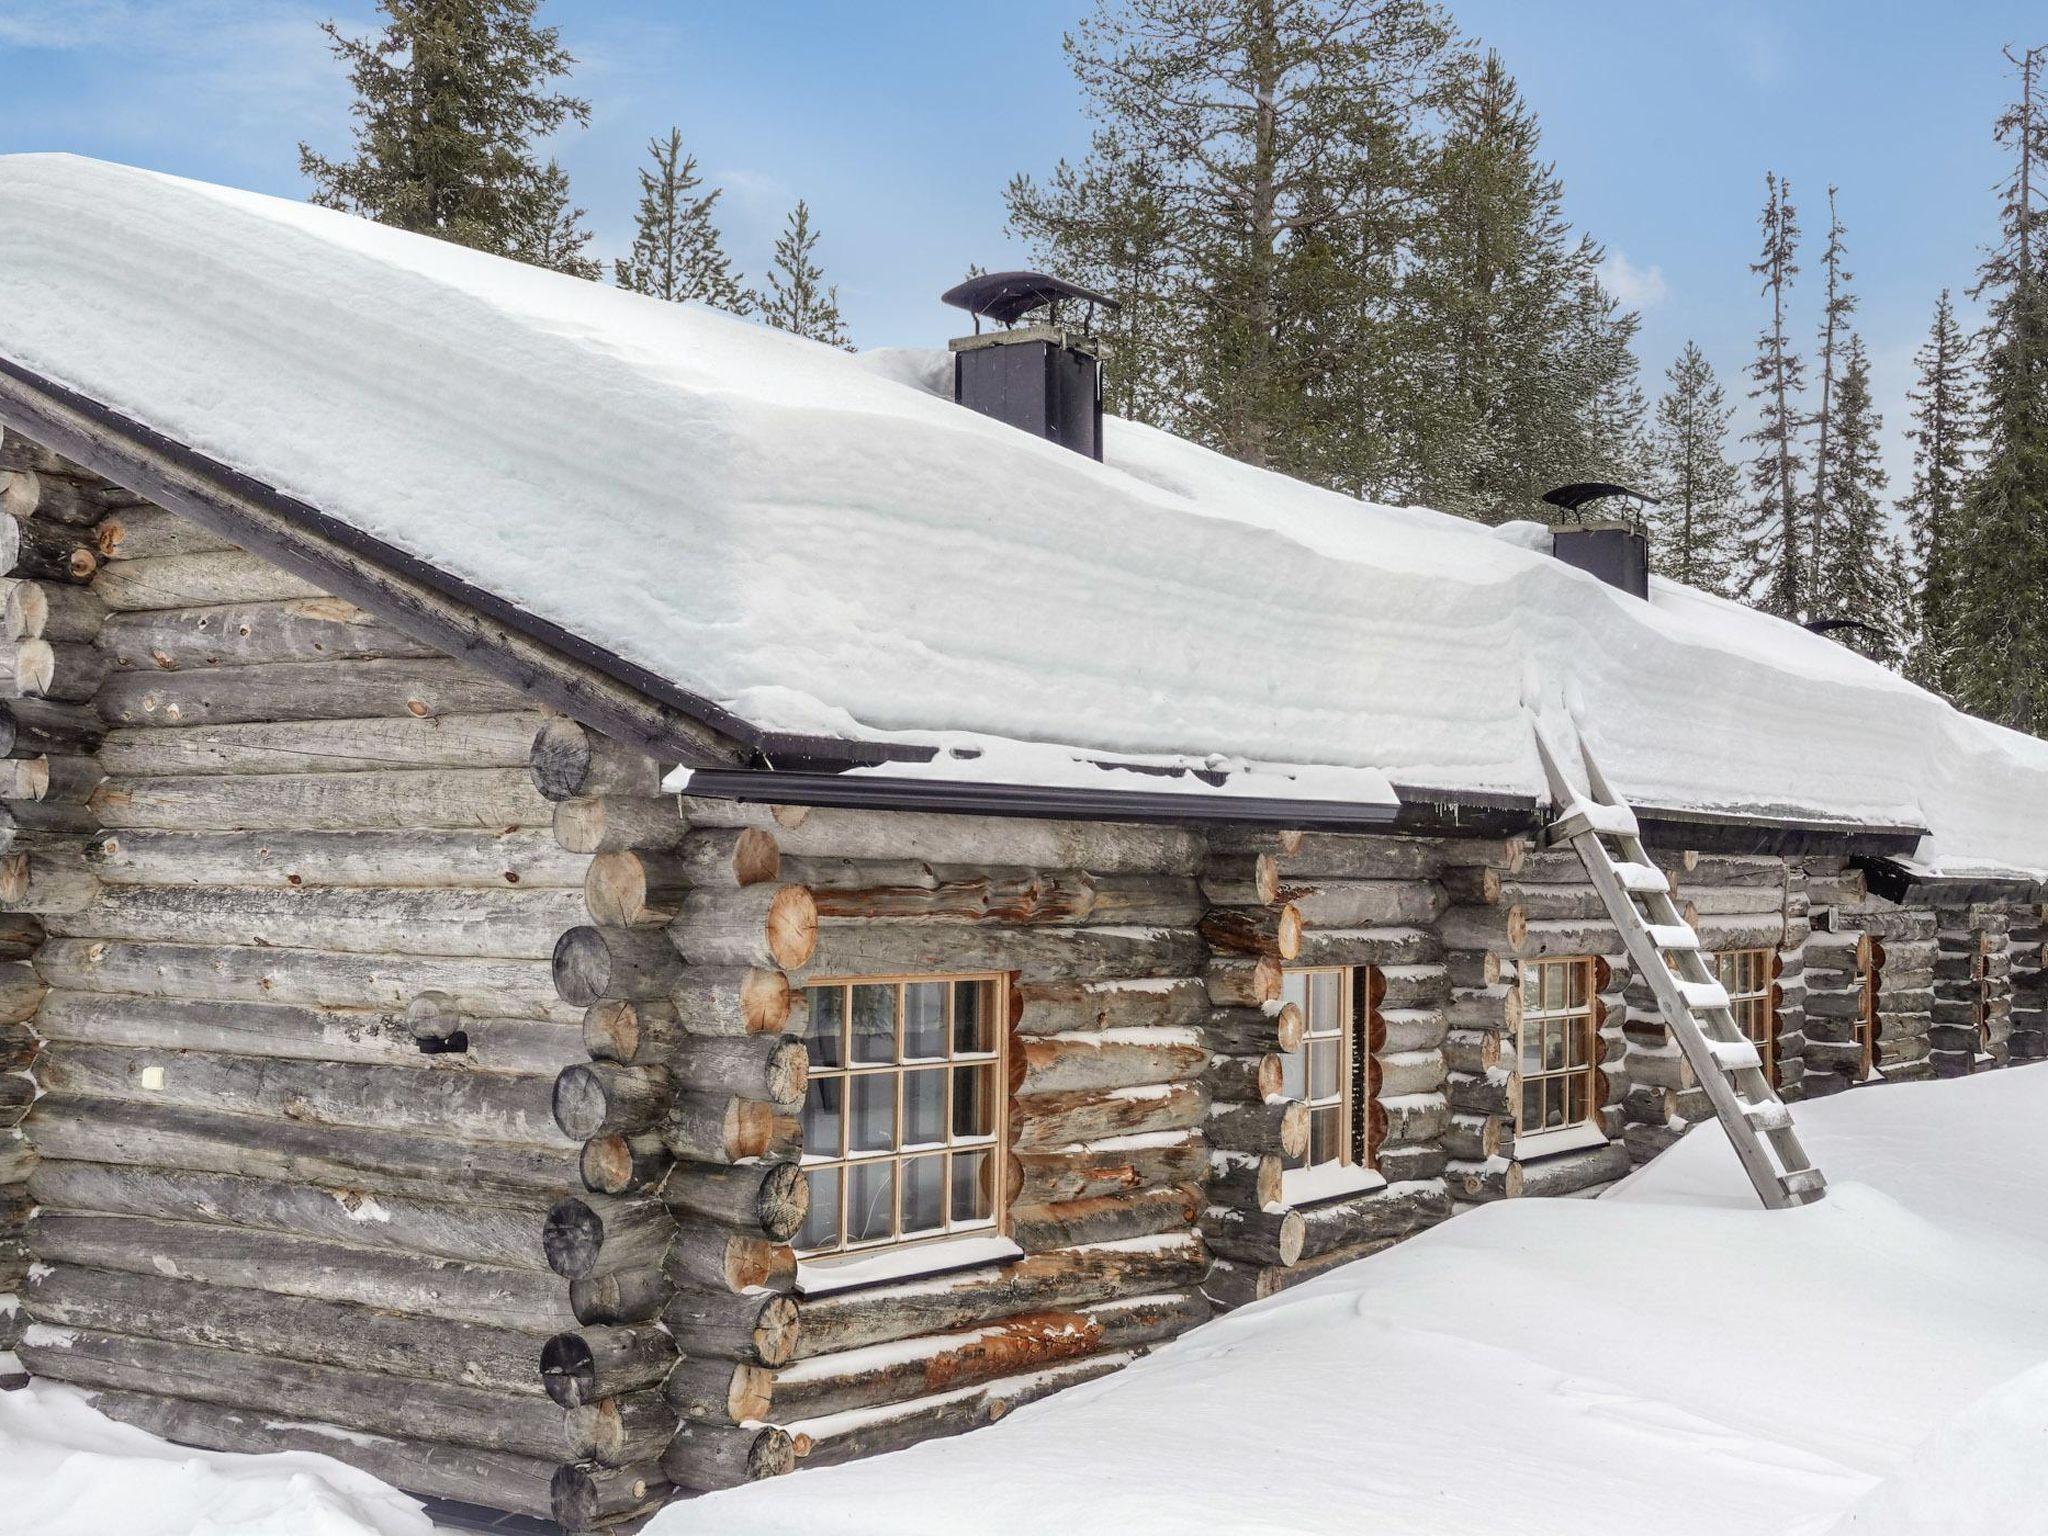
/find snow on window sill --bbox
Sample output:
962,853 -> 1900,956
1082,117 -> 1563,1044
1510,1122 -> 1611,1162
794,1235 -> 1023,1297
1280,1162 -> 1387,1208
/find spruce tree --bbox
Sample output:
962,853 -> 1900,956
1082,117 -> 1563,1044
1806,188 -> 1856,600
1901,290 -> 1976,693
1812,334 -> 1897,664
1738,173 -> 1808,615
508,159 -> 598,278
299,0 -> 591,264
614,129 -> 750,313
1950,45 -> 2048,731
1647,341 -> 1742,595
759,201 -> 852,349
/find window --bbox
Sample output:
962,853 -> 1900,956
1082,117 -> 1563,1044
1280,968 -> 1362,1172
1518,957 -> 1600,1140
795,975 -> 1005,1258
1858,939 -> 1885,1080
1715,949 -> 1778,1084
1972,944 -> 1991,1053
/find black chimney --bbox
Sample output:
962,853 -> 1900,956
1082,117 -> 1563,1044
940,271 -> 1120,460
1542,483 -> 1655,599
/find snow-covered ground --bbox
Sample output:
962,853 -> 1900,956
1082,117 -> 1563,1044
5,1066 -> 2046,1535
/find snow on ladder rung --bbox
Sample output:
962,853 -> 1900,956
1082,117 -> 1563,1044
1645,923 -> 1699,951
1613,861 -> 1669,894
1564,798 -> 1639,837
1779,1168 -> 1827,1200
1742,1099 -> 1794,1132
1676,979 -> 1730,1010
1708,1038 -> 1761,1072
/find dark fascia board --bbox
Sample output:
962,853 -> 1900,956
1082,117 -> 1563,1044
1632,804 -> 1926,860
1857,856 -> 2045,907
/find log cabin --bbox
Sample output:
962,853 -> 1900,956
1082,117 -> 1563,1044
0,154 -> 2043,1532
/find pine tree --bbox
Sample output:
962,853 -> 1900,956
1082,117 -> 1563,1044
1646,342 -> 1742,595
1738,172 -> 1808,616
1950,45 -> 2048,731
299,0 -> 591,265
1902,290 -> 1977,693
507,159 -> 598,278
1812,334 -> 1897,664
759,201 -> 852,349
1806,187 -> 1856,601
614,129 -> 750,313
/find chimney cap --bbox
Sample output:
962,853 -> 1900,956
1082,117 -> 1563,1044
941,270 -> 1122,329
1541,481 -> 1658,520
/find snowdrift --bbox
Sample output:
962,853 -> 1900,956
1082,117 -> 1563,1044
1,155 -> 2044,875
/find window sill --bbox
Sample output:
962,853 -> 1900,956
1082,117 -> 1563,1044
794,1235 -> 1022,1297
1510,1123 -> 1611,1163
1280,1163 -> 1387,1208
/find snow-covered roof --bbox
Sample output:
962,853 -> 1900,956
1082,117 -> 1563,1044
2,154 -> 2044,880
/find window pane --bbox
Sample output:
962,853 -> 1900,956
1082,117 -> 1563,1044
1569,962 -> 1589,1008
1521,1024 -> 1544,1072
850,1073 -> 896,1153
802,1076 -> 844,1159
1521,967 -> 1540,1008
904,982 -> 947,1059
953,1064 -> 997,1137
805,986 -> 844,1069
1568,1018 -> 1589,1068
1544,964 -> 1565,1010
1545,1020 -> 1565,1071
797,1166 -> 840,1252
901,1154 -> 945,1235
1309,1104 -> 1341,1166
1521,1080 -> 1543,1130
1307,1038 -> 1340,1100
1310,971 -> 1340,1027
847,1161 -> 894,1243
950,1150 -> 993,1224
851,984 -> 897,1064
1281,971 -> 1310,1010
1280,1043 -> 1306,1098
903,1067 -> 946,1146
953,979 -> 994,1054
1567,1076 -> 1588,1124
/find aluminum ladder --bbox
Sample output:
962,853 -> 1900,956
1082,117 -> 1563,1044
1533,720 -> 1827,1210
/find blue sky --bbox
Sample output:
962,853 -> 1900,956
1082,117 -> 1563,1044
0,0 -> 2039,505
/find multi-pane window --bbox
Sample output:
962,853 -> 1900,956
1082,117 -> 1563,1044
1972,946 -> 1991,1053
1280,968 -> 1360,1171
1518,957 -> 1599,1137
1858,939 -> 1885,1079
1715,949 -> 1777,1084
794,975 -> 1004,1258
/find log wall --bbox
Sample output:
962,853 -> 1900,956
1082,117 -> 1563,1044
3,451 -> 588,1519
2012,904 -> 2046,1063
1930,902 -> 2013,1077
1801,860 -> 1938,1092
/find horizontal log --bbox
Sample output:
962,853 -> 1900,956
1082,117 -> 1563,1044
1009,1183 -> 1201,1252
580,1132 -> 674,1197
35,937 -> 577,1021
662,1225 -> 795,1295
789,1231 -> 1207,1359
93,504 -> 239,561
565,1391 -> 678,1467
760,807 -> 1202,874
673,965 -> 796,1036
5,580 -> 104,643
82,826 -> 587,889
663,1422 -> 795,1491
20,1327 -> 567,1459
555,925 -> 687,1006
554,795 -> 686,855
798,923 -> 1200,986
27,1264 -> 549,1395
1012,976 -> 1209,1036
1206,1001 -> 1304,1055
571,1267 -> 673,1328
96,710 -> 544,777
1199,1203 -> 1305,1266
585,834 -> 780,928
0,753 -> 102,803
1295,1181 -> 1451,1259
37,1042 -> 565,1147
90,550 -> 333,612
29,1159 -> 552,1270
1272,833 -> 1525,881
1200,904 -> 1303,961
1,514 -> 97,583
98,596 -> 436,671
554,1062 -> 674,1141
1293,925 -> 1443,968
1204,955 -> 1280,1007
550,1460 -> 671,1529
14,636 -> 108,701
1010,1081 -> 1209,1150
93,765 -> 553,833
1209,1148 -> 1282,1208
544,1194 -> 676,1282
663,1159 -> 808,1243
1010,1131 -> 1209,1204
0,961 -> 44,1025
27,1210 -> 575,1331
664,1287 -> 801,1367
541,1323 -> 677,1407
0,696 -> 104,757
663,1033 -> 809,1104
96,656 -> 529,728
1016,1030 -> 1209,1096
83,1388 -> 558,1519
1205,1098 -> 1309,1159
27,1094 -> 580,1201
671,884 -> 817,971
809,870 -> 1201,929
529,718 -> 666,801
1200,852 -> 1278,906
48,883 -> 587,959
1204,1051 -> 1284,1103
1281,879 -> 1442,929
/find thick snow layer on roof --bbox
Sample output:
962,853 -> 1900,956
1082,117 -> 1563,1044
649,1068 -> 2048,1536
3,155 -> 2045,873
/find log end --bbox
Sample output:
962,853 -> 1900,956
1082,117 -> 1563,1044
765,884 -> 818,971
755,1160 -> 809,1246
542,1196 -> 606,1280
539,1330 -> 601,1408
553,1064 -> 611,1142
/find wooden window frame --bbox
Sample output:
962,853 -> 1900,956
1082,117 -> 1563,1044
1714,948 -> 1778,1085
1279,966 -> 1367,1176
1858,938 -> 1885,1080
1972,944 -> 1992,1054
1516,955 -> 1601,1148
794,972 -> 1009,1262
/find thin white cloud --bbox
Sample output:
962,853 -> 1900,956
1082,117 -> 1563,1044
1600,250 -> 1669,312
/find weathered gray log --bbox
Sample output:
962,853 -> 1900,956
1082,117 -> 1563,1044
544,1194 -> 677,1283
529,717 -> 666,801
550,1460 -> 671,1530
0,515 -> 97,583
93,505 -> 239,561
570,1266 -> 674,1328
541,1324 -> 677,1407
36,1043 -> 564,1147
1012,976 -> 1209,1035
663,1423 -> 796,1490
662,1225 -> 795,1295
96,656 -> 529,728
665,1355 -> 773,1426
672,966 -> 795,1036
98,597 -> 436,672
0,850 -> 99,914
1206,1051 -> 1284,1102
26,1265 -> 549,1395
1205,1098 -> 1309,1158
789,1232 -> 1206,1358
583,998 -> 680,1064
49,884 -> 586,959
92,767 -> 554,833
97,710 -> 543,778
671,884 -> 818,970
29,1159 -> 552,1270
676,794 -> 809,832
18,1328 -> 567,1459
565,1391 -> 679,1467
0,696 -> 104,757
28,1094 -> 581,1202
554,925 -> 689,1006
660,1093 -> 781,1165
663,1034 -> 808,1105
663,1288 -> 801,1367
589,833 -> 782,925
84,1389 -> 558,1520
27,1209 -> 576,1330
663,1158 -> 807,1242
554,1062 -> 674,1140
1200,904 -> 1303,961
579,1132 -> 673,1196
1205,955 -> 1280,1007
1200,1204 -> 1306,1266
1292,926 -> 1443,968
1295,1181 -> 1451,1259
1209,1149 -> 1283,1208
554,795 -> 687,855
796,922 -> 1199,985
1205,1001 -> 1304,1055
1,466 -> 133,522
82,826 -> 586,890
755,806 -> 1202,873
0,961 -> 44,1025
1008,1081 -> 1209,1150
5,581 -> 105,643
15,637 -> 108,701
1015,1029 -> 1209,1095
1282,879 -> 1442,929
1200,852 -> 1279,907
807,869 -> 1201,928
90,551 -> 334,612
1011,1132 -> 1209,1204
1008,1183 -> 1200,1252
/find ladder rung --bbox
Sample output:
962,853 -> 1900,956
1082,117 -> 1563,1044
1565,798 -> 1639,837
1676,979 -> 1729,1010
1645,923 -> 1699,950
1613,861 -> 1668,894
1742,1099 -> 1793,1132
1708,1038 -> 1761,1071
1778,1168 -> 1827,1200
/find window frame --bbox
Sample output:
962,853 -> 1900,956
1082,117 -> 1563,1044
1972,943 -> 1992,1054
1515,955 -> 1603,1152
793,971 -> 1010,1264
1277,965 -> 1384,1204
1858,938 -> 1884,1080
1714,948 -> 1778,1085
